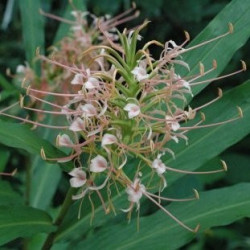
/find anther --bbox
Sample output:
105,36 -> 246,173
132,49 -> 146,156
228,22 -> 234,34
220,160 -> 228,171
237,106 -> 243,118
200,112 -> 206,121
40,148 -> 46,160
184,31 -> 190,41
241,60 -> 247,71
217,88 -> 223,98
212,59 -> 217,69
26,85 -> 31,95
19,95 -> 24,108
193,189 -> 200,200
199,62 -> 204,75
194,224 -> 200,233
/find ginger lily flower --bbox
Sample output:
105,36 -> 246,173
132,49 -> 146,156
131,60 -> 149,81
69,168 -> 87,188
71,73 -> 84,85
90,155 -> 108,173
123,103 -> 140,119
101,134 -> 118,147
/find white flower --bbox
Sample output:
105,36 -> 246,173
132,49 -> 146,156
126,178 -> 145,203
16,65 -> 26,74
69,168 -> 87,188
152,157 -> 167,175
84,69 -> 100,89
90,155 -> 108,173
69,117 -> 85,132
131,61 -> 149,81
71,73 -> 84,85
80,104 -> 97,117
171,135 -> 179,143
166,115 -> 180,131
101,134 -> 117,147
124,103 -> 140,119
57,134 -> 73,147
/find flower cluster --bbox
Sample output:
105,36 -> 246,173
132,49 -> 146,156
0,6 -> 246,232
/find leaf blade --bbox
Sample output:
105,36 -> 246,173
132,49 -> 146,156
0,205 -> 56,245
74,183 -> 250,250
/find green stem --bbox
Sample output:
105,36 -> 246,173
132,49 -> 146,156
41,187 -> 76,250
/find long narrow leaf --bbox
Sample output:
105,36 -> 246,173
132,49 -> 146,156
0,205 -> 56,245
75,183 -> 250,250
180,0 -> 250,97
19,0 -> 44,74
0,120 -> 72,171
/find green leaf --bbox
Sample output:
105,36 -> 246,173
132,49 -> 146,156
54,80 -> 250,242
30,159 -> 62,210
73,183 -> 250,250
0,205 -> 56,245
180,0 -> 250,97
53,0 -> 86,43
0,120 -> 72,171
0,181 -> 23,206
0,148 -> 10,172
0,74 -> 15,91
19,0 -> 45,74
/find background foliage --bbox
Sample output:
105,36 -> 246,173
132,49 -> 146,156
0,0 -> 250,249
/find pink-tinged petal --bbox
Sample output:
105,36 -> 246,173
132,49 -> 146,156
171,122 -> 180,131
69,117 -> 85,132
166,115 -> 180,131
80,104 -> 97,117
70,177 -> 86,188
69,168 -> 87,188
85,77 -> 99,89
101,134 -> 117,147
57,134 -> 73,147
90,155 -> 108,173
126,178 -> 145,203
152,158 -> 166,175
71,73 -> 84,85
123,103 -> 140,119
131,67 -> 149,81
69,168 -> 86,177
16,65 -> 26,74
72,189 -> 88,200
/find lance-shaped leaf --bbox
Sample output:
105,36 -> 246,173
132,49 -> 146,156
0,120 -> 72,171
73,183 -> 250,250
178,0 -> 250,97
19,0 -> 44,74
0,205 -> 56,245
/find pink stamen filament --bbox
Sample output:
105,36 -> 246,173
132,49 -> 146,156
164,165 -> 225,175
190,68 -> 244,86
179,29 -> 232,55
180,115 -> 240,131
22,105 -> 81,116
145,191 -> 197,202
27,94 -> 73,110
143,192 -> 198,232
26,87 -> 83,97
0,112 -> 68,129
